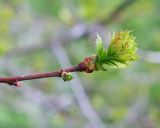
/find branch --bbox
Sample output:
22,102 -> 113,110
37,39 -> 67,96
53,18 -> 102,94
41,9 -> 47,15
138,49 -> 160,64
0,65 -> 81,87
0,31 -> 138,87
100,0 -> 137,25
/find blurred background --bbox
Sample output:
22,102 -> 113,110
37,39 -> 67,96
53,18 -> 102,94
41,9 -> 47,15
0,0 -> 160,128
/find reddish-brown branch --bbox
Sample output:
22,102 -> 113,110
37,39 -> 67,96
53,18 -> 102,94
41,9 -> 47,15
0,65 -> 82,87
0,56 -> 96,87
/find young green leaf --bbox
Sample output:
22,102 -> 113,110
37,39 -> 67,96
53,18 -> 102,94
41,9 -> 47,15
95,31 -> 138,70
96,34 -> 107,63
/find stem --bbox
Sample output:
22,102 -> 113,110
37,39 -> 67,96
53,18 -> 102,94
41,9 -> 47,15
0,55 -> 96,87
0,65 -> 81,87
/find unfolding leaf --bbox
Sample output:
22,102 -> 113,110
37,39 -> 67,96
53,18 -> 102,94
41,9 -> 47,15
95,31 -> 138,70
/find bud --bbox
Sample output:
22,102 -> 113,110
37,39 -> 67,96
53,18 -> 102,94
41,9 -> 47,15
79,55 -> 96,73
95,31 -> 138,70
61,72 -> 73,81
108,31 -> 138,64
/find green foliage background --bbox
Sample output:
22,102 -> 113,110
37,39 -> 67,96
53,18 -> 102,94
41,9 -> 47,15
0,0 -> 160,128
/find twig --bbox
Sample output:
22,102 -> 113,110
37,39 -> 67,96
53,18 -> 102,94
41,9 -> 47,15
0,53 -> 99,86
100,0 -> 137,25
138,49 -> 160,64
0,65 -> 81,86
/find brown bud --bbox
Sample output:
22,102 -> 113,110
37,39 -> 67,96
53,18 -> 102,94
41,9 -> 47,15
79,55 -> 96,73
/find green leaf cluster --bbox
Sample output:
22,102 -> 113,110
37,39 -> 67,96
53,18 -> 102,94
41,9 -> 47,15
95,31 -> 138,70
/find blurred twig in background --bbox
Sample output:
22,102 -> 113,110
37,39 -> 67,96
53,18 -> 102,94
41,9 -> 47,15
139,49 -> 160,64
100,0 -> 138,25
52,42 -> 106,128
